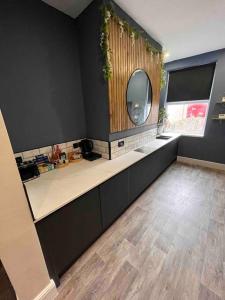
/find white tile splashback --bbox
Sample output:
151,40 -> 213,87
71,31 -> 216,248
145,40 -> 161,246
92,139 -> 110,160
15,139 -> 82,161
22,149 -> 40,160
39,146 -> 52,155
14,128 -> 157,162
110,128 -> 157,159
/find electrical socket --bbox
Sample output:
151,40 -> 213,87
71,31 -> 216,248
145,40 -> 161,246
118,141 -> 124,147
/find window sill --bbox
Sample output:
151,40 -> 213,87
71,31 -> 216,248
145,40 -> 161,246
181,133 -> 205,138
165,131 -> 205,138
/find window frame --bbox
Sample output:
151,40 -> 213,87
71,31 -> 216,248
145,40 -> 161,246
164,65 -> 216,137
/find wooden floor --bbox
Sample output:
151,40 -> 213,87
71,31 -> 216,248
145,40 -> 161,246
56,162 -> 225,300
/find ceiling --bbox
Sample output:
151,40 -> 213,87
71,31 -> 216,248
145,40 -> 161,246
42,0 -> 225,62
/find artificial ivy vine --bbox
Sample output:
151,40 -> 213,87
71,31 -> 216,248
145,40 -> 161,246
160,63 -> 166,89
100,5 -> 112,80
100,4 -> 166,88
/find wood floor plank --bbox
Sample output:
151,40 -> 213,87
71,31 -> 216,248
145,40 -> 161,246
75,253 -> 105,285
126,227 -> 160,271
101,261 -> 138,299
74,257 -> 124,299
201,220 -> 225,298
125,210 -> 158,246
213,189 -> 225,209
198,284 -> 221,300
147,249 -> 192,299
210,205 -> 225,224
56,275 -> 85,300
126,246 -> 166,300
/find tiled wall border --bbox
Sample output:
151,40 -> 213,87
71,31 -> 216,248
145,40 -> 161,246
110,128 -> 157,159
92,140 -> 110,160
14,128 -> 157,162
14,139 -> 82,161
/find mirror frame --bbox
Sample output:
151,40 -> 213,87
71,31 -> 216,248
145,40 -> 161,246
126,69 -> 153,126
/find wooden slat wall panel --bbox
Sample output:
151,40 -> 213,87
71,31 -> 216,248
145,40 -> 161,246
108,19 -> 161,133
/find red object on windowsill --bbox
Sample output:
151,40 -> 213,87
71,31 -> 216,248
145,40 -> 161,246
186,103 -> 207,118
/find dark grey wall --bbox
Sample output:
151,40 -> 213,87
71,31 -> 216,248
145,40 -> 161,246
0,0 -> 86,152
77,0 -> 109,141
163,49 -> 225,164
0,0 -> 163,150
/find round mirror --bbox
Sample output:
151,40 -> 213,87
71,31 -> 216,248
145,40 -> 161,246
126,69 -> 152,125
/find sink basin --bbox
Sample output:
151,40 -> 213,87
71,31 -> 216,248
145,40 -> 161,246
156,135 -> 172,140
135,146 -> 155,155
135,135 -> 173,154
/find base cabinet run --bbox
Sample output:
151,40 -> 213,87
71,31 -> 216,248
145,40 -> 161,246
35,138 -> 178,286
129,139 -> 178,201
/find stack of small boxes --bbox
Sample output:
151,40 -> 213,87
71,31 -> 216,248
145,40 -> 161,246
35,154 -> 55,174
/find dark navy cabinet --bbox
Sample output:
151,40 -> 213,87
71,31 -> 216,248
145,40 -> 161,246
0,261 -> 16,300
129,139 -> 178,202
35,187 -> 102,285
129,156 -> 151,202
100,169 -> 129,230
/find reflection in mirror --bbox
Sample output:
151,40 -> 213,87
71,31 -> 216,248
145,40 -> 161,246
126,69 -> 152,125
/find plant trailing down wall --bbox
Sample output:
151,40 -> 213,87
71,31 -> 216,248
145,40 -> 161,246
100,4 -> 165,88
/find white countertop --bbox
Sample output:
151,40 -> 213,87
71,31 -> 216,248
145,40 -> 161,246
25,133 -> 180,222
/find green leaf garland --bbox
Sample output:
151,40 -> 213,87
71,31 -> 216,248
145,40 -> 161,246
100,4 -> 165,89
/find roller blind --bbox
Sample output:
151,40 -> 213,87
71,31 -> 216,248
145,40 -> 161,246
167,63 -> 216,103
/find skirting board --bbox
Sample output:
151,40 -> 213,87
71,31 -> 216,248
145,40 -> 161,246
177,156 -> 225,172
34,279 -> 58,300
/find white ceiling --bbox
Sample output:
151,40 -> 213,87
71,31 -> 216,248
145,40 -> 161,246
115,0 -> 225,61
42,0 -> 225,62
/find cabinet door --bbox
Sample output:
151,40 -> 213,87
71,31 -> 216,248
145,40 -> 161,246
129,139 -> 178,202
0,261 -> 16,300
156,139 -> 178,172
100,169 -> 129,230
129,156 -> 152,202
36,188 -> 102,282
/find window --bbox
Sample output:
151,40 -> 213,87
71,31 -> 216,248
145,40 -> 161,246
165,63 -> 215,136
